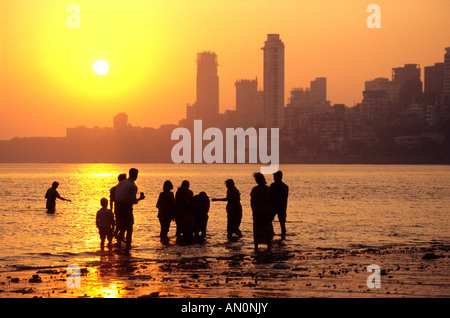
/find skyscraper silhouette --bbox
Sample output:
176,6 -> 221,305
113,112 -> 128,130
424,63 -> 444,103
181,52 -> 220,129
310,77 -> 327,104
262,34 -> 285,128
195,51 -> 219,127
444,47 -> 450,99
235,78 -> 263,127
391,64 -> 422,113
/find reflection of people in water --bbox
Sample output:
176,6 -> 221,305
212,179 -> 243,240
156,180 -> 176,242
270,171 -> 289,239
250,173 -> 273,251
96,198 -> 115,251
45,181 -> 71,214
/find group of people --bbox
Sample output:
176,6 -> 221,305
104,168 -> 145,251
155,171 -> 289,251
45,168 -> 289,252
156,179 -> 211,242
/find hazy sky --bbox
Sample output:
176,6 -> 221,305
0,0 -> 449,139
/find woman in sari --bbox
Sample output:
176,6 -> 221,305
250,173 -> 273,251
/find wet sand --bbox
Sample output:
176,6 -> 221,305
0,241 -> 448,298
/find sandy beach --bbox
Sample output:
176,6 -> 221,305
0,241 -> 448,298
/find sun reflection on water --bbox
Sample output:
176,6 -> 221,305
98,283 -> 121,298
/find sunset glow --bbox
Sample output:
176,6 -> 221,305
1,0 -> 449,139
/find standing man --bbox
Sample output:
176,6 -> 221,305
45,181 -> 71,214
110,173 -> 127,240
270,171 -> 289,239
115,168 -> 145,251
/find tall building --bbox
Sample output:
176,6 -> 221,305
183,51 -> 219,128
262,34 -> 285,128
235,78 -> 262,126
361,78 -> 391,124
310,77 -> 327,104
424,63 -> 444,103
284,88 -> 312,135
310,77 -> 330,113
113,112 -> 128,129
391,64 -> 422,112
445,47 -> 450,99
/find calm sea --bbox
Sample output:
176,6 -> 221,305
0,164 -> 449,271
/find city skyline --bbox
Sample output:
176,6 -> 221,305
2,40 -> 449,139
1,39 -> 449,165
1,0 -> 449,139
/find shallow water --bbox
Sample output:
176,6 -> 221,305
0,163 -> 449,272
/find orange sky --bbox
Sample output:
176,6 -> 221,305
0,0 -> 449,139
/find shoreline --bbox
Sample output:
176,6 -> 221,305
1,241 -> 448,298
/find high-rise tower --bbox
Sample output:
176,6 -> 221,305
391,64 -> 422,112
196,51 -> 219,127
262,34 -> 285,128
424,63 -> 444,103
235,78 -> 260,126
444,47 -> 450,99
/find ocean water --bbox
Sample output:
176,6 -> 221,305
0,163 -> 449,271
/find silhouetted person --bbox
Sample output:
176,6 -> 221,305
192,192 -> 210,238
45,181 -> 71,214
212,179 -> 243,240
250,173 -> 273,251
175,180 -> 193,238
115,168 -> 145,251
110,173 -> 127,210
270,171 -> 289,239
96,198 -> 115,251
110,173 -> 127,239
156,180 -> 176,242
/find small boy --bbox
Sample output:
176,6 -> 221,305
96,198 -> 115,251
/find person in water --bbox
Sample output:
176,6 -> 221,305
110,173 -> 127,240
96,198 -> 115,251
174,180 -> 194,238
156,180 -> 176,242
212,179 -> 243,240
250,173 -> 273,251
270,171 -> 289,239
192,191 -> 210,239
45,181 -> 71,214
114,168 -> 145,251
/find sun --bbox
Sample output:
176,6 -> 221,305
93,60 -> 109,76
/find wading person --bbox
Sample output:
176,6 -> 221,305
45,181 -> 71,214
96,198 -> 115,251
192,191 -> 210,239
110,173 -> 127,240
212,179 -> 243,240
270,171 -> 289,239
250,173 -> 273,251
175,180 -> 193,239
114,168 -> 145,251
156,180 -> 176,242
